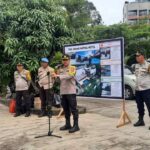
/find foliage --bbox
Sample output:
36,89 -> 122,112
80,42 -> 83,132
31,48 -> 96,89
0,0 -> 73,85
61,0 -> 102,29
0,0 -> 102,87
50,51 -> 63,68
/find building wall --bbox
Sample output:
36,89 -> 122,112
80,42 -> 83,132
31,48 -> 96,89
135,0 -> 150,2
123,1 -> 150,24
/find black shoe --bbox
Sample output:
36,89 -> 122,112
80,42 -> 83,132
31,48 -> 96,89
134,120 -> 145,127
69,120 -> 80,133
25,112 -> 31,117
60,119 -> 71,131
69,125 -> 80,133
38,111 -> 47,117
14,113 -> 21,117
60,125 -> 72,130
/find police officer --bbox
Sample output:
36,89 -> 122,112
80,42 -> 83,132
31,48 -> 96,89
53,54 -> 80,133
14,63 -> 31,117
134,50 -> 150,129
38,58 -> 55,117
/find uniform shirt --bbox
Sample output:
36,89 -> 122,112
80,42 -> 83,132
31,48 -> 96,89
14,69 -> 31,91
57,65 -> 76,95
135,61 -> 150,91
38,66 -> 54,90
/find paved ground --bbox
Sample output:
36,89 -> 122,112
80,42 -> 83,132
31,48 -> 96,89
0,98 -> 150,150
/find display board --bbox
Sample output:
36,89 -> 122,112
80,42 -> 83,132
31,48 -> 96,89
64,38 -> 124,99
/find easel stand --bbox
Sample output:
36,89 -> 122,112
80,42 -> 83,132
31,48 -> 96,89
116,98 -> 132,128
56,108 -> 64,119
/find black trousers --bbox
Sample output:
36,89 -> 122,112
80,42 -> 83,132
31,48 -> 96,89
16,90 -> 31,113
39,87 -> 53,111
61,94 -> 79,121
135,89 -> 150,117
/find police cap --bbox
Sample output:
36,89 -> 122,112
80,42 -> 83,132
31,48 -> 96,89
136,50 -> 145,56
62,54 -> 70,60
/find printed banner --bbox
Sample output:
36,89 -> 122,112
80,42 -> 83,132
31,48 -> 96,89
64,38 -> 124,99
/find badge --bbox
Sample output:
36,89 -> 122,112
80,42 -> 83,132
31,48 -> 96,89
69,66 -> 76,76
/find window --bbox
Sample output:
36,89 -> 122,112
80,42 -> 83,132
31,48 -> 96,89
139,10 -> 147,16
128,10 -> 137,16
136,0 -> 150,2
128,19 -> 137,25
139,19 -> 149,24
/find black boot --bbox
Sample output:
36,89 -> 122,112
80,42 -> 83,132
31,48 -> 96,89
25,111 -> 31,117
69,119 -> 80,133
38,110 -> 47,117
134,116 -> 145,127
14,112 -> 21,117
60,119 -> 71,131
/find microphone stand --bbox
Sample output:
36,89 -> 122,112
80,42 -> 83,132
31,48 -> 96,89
35,72 -> 62,139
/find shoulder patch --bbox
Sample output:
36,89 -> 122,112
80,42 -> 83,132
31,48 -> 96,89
69,66 -> 76,75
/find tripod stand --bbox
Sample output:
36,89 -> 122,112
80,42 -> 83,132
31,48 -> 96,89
35,72 -> 62,138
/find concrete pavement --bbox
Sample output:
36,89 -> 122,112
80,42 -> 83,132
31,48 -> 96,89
0,98 -> 150,150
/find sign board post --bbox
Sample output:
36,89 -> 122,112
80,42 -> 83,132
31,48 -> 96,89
116,98 -> 132,128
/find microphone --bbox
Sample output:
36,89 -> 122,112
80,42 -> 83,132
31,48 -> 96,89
47,72 -> 50,76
